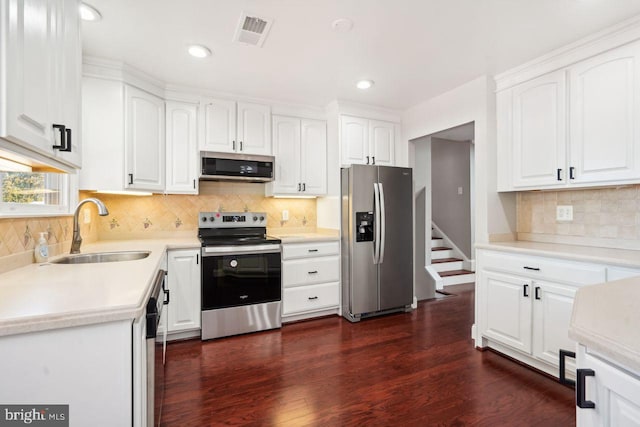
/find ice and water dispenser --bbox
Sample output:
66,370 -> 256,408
355,212 -> 374,242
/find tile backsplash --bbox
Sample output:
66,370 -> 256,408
89,182 -> 317,240
517,185 -> 640,249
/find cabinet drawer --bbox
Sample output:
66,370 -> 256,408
283,256 -> 340,288
282,241 -> 339,260
283,282 -> 339,315
479,250 -> 605,286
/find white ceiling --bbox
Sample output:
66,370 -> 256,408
81,0 -> 640,110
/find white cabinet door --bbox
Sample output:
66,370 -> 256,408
369,120 -> 395,166
53,0 -> 81,168
532,280 -> 576,367
511,70 -> 567,188
577,347 -> 640,427
125,85 -> 165,191
300,118 -> 327,195
271,115 -> 301,194
480,270 -> 532,354
167,250 -> 201,333
569,42 -> 640,185
200,98 -> 236,153
341,115 -> 369,165
237,101 -> 271,155
2,0 -> 55,153
166,101 -> 198,194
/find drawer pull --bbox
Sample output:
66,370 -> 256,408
523,284 -> 529,297
535,286 -> 541,300
577,368 -> 596,409
308,296 -> 318,300
523,266 -> 540,271
308,249 -> 319,253
559,349 -> 576,387
308,271 -> 318,274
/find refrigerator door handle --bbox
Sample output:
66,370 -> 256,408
373,182 -> 381,264
378,182 -> 386,264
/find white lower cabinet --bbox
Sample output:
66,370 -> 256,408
166,249 -> 201,338
282,241 -> 340,321
477,249 -> 605,377
576,345 -> 640,427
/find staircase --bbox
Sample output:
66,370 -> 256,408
430,227 -> 475,288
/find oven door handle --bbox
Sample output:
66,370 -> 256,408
202,244 -> 281,256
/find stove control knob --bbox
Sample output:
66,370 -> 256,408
209,216 -> 215,222
259,216 -> 265,221
253,216 -> 258,222
201,217 -> 207,222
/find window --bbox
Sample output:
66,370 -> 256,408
0,154 -> 73,216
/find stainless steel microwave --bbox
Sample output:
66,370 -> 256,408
200,151 -> 275,182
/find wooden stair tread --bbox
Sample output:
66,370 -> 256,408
432,258 -> 463,264
432,247 -> 452,251
439,269 -> 474,277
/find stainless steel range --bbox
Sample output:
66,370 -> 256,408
199,212 -> 282,340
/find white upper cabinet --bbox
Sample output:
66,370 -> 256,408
267,115 -> 326,196
341,115 -> 396,166
166,101 -> 198,194
125,85 -> 165,192
0,0 -> 81,168
510,71 -> 567,188
497,35 -> 640,191
237,102 -> 271,155
200,98 -> 271,155
369,120 -> 395,166
569,42 -> 640,184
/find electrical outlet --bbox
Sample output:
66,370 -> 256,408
556,205 -> 573,221
457,186 -> 463,195
83,208 -> 91,224
282,210 -> 289,221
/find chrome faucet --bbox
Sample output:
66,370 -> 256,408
70,198 -> 109,254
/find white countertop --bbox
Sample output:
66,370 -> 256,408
569,276 -> 640,373
0,238 -> 200,337
477,241 -> 640,269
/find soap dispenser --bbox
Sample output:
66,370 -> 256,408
34,232 -> 49,263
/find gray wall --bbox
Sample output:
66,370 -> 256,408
431,138 -> 472,258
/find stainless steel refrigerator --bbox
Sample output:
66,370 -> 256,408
341,164 -> 413,322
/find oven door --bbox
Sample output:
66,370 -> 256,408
201,244 -> 281,310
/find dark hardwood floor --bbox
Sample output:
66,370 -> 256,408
162,285 -> 575,426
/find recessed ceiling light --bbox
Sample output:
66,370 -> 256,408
188,44 -> 212,58
79,3 -> 102,22
356,80 -> 374,90
332,18 -> 353,33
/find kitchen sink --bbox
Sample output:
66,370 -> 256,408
51,250 -> 151,264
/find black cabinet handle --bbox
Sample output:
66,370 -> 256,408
52,124 -> 66,150
308,296 -> 318,300
163,289 -> 170,305
557,168 -> 562,181
302,183 -> 306,191
240,141 -> 243,151
308,249 -> 318,253
570,167 -> 576,180
524,266 -> 540,271
61,128 -> 72,152
308,271 -> 318,274
128,174 -> 134,185
298,183 -> 301,191
193,179 -> 196,189
576,368 -> 596,409
196,254 -> 199,265
366,156 -> 370,165
523,284 -> 529,297
559,349 -> 576,387
535,286 -> 541,300
372,156 -> 375,165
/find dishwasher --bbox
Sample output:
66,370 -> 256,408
146,269 -> 168,427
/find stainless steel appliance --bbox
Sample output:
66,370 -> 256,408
200,151 -> 275,182
199,212 -> 282,340
146,268 -> 169,427
341,164 -> 414,322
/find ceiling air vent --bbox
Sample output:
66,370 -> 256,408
233,12 -> 273,47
